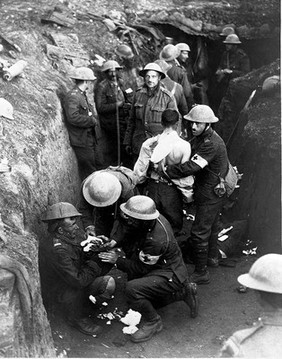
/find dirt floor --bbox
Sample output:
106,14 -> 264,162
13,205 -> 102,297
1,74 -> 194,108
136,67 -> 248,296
48,215 -> 260,358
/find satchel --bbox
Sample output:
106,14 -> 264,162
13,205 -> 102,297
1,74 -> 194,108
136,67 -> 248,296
211,162 -> 239,198
224,162 -> 238,197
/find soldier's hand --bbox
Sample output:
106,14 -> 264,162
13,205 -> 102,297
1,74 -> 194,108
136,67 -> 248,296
98,250 -> 119,264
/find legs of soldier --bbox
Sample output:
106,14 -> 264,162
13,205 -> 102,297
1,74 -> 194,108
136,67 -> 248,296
190,201 -> 223,284
72,146 -> 97,180
125,275 -> 183,342
145,181 -> 183,234
208,210 -> 222,266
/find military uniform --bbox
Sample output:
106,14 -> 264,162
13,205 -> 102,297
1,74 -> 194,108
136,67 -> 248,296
161,76 -> 188,117
63,86 -> 98,179
79,166 -> 138,237
166,127 -> 229,270
95,79 -> 129,167
112,214 -> 188,321
167,64 -> 194,110
218,48 -> 250,80
123,83 -> 177,158
220,310 -> 282,357
42,232 -> 109,321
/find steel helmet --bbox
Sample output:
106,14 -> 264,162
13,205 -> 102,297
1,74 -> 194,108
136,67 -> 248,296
115,44 -> 134,59
120,195 -> 159,220
101,60 -> 123,72
69,67 -> 96,81
82,171 -> 122,207
184,105 -> 219,123
154,59 -> 172,74
175,43 -> 191,52
223,34 -> 241,44
238,254 -> 282,294
159,44 -> 181,62
42,202 -> 82,222
220,26 -> 235,37
0,98 -> 14,120
139,63 -> 165,79
262,75 -> 280,94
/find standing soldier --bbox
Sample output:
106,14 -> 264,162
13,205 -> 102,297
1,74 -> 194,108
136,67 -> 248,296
123,62 -> 177,162
215,34 -> 250,111
175,42 -> 193,83
95,60 -> 130,167
166,105 -> 229,284
159,44 -> 194,111
63,67 -> 99,180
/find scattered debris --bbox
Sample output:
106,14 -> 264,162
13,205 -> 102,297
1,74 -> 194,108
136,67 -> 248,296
218,234 -> 229,242
242,247 -> 257,256
41,9 -> 76,28
218,226 -> 233,237
120,309 -> 141,326
2,60 -> 27,81
45,32 -> 90,69
237,285 -> 248,293
89,295 -> 96,304
0,33 -> 21,53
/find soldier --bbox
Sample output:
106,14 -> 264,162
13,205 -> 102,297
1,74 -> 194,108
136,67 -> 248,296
133,109 -> 193,235
79,166 -> 138,237
216,34 -> 250,81
123,62 -> 177,162
95,60 -> 131,167
214,34 -> 250,113
175,42 -> 193,83
159,44 -> 194,110
63,67 -> 99,180
98,195 -> 199,343
220,253 -> 282,357
154,59 -> 188,118
165,105 -> 229,284
40,202 -> 115,336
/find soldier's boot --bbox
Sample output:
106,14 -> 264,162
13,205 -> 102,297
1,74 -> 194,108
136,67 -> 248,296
190,268 -> 210,284
67,317 -> 103,336
173,280 -> 199,318
130,315 -> 163,343
191,246 -> 210,285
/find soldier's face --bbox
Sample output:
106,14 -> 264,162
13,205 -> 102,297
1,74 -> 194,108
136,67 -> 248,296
225,44 -> 234,52
178,50 -> 189,62
191,121 -> 207,136
61,217 -> 79,238
145,70 -> 160,88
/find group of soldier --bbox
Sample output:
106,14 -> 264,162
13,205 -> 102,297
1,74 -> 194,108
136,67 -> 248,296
39,25 -> 282,355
